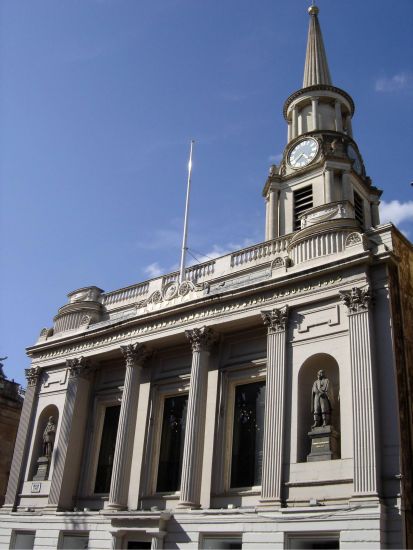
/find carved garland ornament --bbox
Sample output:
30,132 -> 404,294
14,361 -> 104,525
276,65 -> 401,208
261,306 -> 289,333
120,342 -> 150,367
185,326 -> 217,353
339,286 -> 371,313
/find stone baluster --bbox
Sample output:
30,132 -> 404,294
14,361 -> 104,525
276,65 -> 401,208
340,286 -> 378,496
48,357 -> 92,509
108,343 -> 150,510
3,367 -> 42,511
179,326 -> 217,508
260,306 -> 289,504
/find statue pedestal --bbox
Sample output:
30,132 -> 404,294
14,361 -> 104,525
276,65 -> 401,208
33,456 -> 50,481
307,426 -> 339,462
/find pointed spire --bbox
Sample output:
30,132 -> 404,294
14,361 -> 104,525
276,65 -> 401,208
303,4 -> 332,87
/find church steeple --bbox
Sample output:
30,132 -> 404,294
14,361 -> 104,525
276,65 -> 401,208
303,5 -> 332,87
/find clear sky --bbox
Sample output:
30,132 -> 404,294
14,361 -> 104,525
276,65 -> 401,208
1,0 -> 412,385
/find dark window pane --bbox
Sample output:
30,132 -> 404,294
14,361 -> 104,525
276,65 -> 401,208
94,405 -> 120,493
156,394 -> 188,492
127,543 -> 151,549
231,381 -> 266,488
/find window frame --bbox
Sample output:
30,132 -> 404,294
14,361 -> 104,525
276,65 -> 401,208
143,376 -> 190,497
215,361 -> 266,495
10,530 -> 36,550
285,532 -> 340,549
200,533 -> 243,549
58,531 -> 90,550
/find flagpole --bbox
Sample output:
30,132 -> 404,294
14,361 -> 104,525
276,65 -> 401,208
179,140 -> 195,283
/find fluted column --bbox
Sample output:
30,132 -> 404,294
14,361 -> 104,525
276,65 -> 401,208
179,326 -> 217,508
340,287 -> 378,496
108,343 -> 150,510
3,367 -> 41,510
260,306 -> 289,504
48,357 -> 92,508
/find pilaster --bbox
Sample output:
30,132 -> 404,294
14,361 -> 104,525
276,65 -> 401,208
48,357 -> 92,509
2,367 -> 41,511
324,169 -> 334,203
268,189 -> 279,240
311,97 -> 318,130
179,326 -> 217,508
335,100 -> 343,132
260,306 -> 289,505
107,343 -> 150,510
340,286 -> 378,497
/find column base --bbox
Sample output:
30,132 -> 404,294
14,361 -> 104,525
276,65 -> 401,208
0,505 -> 15,514
105,501 -> 127,511
349,494 -> 379,506
257,498 -> 283,509
177,500 -> 200,510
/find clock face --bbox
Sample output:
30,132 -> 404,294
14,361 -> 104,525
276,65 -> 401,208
289,138 -> 319,168
347,144 -> 362,175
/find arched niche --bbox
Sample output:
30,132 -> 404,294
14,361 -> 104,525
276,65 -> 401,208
297,354 -> 340,462
29,404 -> 59,480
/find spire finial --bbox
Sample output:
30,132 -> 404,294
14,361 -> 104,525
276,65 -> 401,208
303,2 -> 332,87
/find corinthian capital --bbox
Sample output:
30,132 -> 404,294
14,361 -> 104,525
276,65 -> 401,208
261,306 -> 289,333
185,326 -> 217,353
25,366 -> 41,387
120,342 -> 150,368
339,286 -> 371,314
66,356 -> 91,379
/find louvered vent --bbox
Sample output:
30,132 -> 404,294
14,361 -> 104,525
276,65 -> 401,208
354,191 -> 364,227
294,185 -> 313,230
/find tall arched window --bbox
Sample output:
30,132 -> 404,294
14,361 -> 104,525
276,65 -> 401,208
297,354 -> 340,462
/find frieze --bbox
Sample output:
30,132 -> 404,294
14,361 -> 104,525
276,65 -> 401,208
30,273 -> 344,364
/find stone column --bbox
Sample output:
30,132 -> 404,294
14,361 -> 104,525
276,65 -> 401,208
325,169 -> 334,203
151,533 -> 166,549
260,306 -> 289,504
371,201 -> 380,226
342,171 -> 353,203
268,189 -> 279,240
287,121 -> 292,142
108,343 -> 150,510
340,286 -> 378,496
179,326 -> 217,508
48,357 -> 92,509
292,107 -> 298,139
311,97 -> 318,131
346,114 -> 353,137
335,100 -> 343,132
3,367 -> 41,511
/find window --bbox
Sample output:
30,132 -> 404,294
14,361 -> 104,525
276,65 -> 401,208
230,381 -> 266,488
127,543 -> 151,549
294,185 -> 313,230
60,533 -> 89,549
11,532 -> 35,550
354,191 -> 364,226
202,536 -> 242,549
287,535 -> 339,549
156,394 -> 188,492
94,405 -> 120,493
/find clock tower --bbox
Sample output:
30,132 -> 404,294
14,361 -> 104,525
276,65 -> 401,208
264,5 -> 382,262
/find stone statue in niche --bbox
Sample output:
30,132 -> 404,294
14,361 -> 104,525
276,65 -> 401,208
307,369 -> 339,462
42,416 -> 57,458
33,416 -> 57,481
311,370 -> 333,428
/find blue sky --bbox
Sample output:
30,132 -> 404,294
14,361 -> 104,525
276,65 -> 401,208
1,0 -> 412,385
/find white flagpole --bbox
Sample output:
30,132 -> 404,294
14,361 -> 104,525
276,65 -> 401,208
179,140 -> 195,283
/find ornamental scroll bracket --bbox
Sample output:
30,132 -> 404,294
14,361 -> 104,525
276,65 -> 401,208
185,326 -> 218,353
261,306 -> 289,333
120,342 -> 151,368
339,286 -> 372,314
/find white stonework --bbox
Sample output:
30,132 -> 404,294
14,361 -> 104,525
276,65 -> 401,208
1,5 -> 412,550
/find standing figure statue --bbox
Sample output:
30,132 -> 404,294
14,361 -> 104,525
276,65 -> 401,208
42,416 -> 57,458
311,370 -> 333,428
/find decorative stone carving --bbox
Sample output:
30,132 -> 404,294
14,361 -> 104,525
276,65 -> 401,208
269,164 -> 278,177
299,201 -> 354,229
68,286 -> 103,304
25,366 -> 41,387
261,306 -> 289,333
120,342 -> 150,367
66,357 -> 90,378
271,257 -> 285,270
79,314 -> 92,327
339,286 -> 371,313
185,326 -> 217,353
42,416 -> 57,458
39,327 -> 54,339
344,232 -> 366,248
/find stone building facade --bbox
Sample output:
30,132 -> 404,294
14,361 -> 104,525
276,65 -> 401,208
0,362 -> 23,507
1,5 -> 412,549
